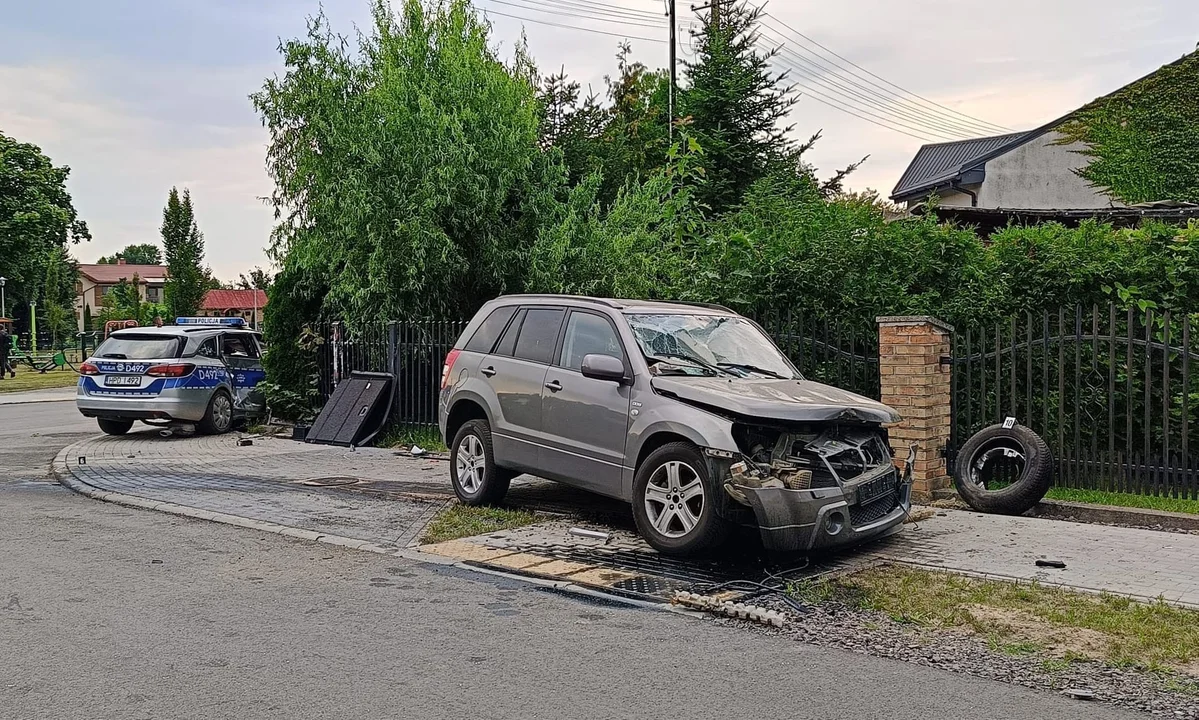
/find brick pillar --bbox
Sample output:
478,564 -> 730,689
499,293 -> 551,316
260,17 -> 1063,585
877,316 -> 953,500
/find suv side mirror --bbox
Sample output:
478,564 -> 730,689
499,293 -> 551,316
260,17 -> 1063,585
581,354 -> 626,383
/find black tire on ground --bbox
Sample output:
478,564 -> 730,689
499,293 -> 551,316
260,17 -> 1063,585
449,419 -> 512,506
197,390 -> 234,435
97,418 -> 134,436
631,441 -> 729,556
954,423 -> 1053,515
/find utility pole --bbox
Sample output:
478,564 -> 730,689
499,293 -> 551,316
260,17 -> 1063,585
666,0 -> 677,143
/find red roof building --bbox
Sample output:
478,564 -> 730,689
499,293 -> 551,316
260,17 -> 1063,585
201,289 -> 268,328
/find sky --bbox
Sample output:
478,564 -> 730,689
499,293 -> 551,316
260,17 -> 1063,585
2,1 -> 1196,282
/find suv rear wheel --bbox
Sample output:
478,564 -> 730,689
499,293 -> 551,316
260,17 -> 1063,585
450,419 -> 512,506
97,418 -> 134,436
632,442 -> 729,556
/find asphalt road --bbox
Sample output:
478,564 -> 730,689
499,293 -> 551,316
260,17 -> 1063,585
0,402 -> 1137,720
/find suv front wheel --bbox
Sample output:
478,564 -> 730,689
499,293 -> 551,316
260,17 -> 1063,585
450,419 -> 512,506
632,442 -> 729,556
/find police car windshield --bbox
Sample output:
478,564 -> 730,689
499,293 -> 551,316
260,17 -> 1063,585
94,335 -> 182,360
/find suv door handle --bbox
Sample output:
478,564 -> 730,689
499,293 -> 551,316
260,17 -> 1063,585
544,380 -> 563,392
481,366 -> 497,378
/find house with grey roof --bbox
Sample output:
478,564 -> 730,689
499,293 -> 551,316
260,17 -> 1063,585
890,49 -> 1199,226
890,129 -> 1119,211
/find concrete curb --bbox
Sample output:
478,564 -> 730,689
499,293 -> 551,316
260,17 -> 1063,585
0,394 -> 76,406
50,439 -> 666,612
1029,498 -> 1199,534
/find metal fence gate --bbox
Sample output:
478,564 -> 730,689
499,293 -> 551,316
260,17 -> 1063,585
948,305 -> 1199,499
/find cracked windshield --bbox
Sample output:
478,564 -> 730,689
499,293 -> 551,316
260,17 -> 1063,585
627,314 -> 797,379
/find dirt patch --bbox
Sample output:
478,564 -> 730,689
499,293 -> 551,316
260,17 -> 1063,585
963,604 -> 1110,659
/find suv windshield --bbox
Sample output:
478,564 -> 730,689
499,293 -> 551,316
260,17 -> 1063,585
93,335 -> 182,360
626,314 -> 797,379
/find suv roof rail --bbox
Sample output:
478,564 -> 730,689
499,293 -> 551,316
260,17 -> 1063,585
497,294 -> 623,309
669,300 -> 735,313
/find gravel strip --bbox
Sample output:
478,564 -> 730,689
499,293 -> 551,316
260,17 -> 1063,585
711,599 -> 1199,718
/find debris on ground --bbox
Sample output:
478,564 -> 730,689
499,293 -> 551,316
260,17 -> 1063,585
410,445 -> 426,457
1036,558 -> 1068,569
674,591 -> 786,627
1061,688 -> 1095,700
568,527 -> 611,542
905,507 -> 937,523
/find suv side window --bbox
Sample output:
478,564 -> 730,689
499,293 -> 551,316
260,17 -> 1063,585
197,337 -> 219,359
493,309 -> 526,357
513,308 -> 565,364
559,311 -> 624,371
465,306 -> 517,353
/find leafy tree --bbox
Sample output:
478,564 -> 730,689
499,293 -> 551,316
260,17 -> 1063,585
681,1 -> 801,213
0,131 -> 90,311
161,187 -> 207,317
97,274 -> 168,328
237,267 -> 273,291
97,243 -> 163,265
1057,49 -> 1199,204
42,247 -> 78,348
254,0 -> 558,326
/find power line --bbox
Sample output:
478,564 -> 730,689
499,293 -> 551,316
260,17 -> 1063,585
480,0 -> 667,30
475,4 -> 666,43
763,12 -> 1011,135
758,28 -> 972,141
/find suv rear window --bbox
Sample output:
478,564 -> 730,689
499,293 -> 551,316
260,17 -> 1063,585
465,306 -> 517,353
93,335 -> 182,360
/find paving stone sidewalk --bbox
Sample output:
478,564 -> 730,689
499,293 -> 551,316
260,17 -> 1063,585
57,430 -> 1199,607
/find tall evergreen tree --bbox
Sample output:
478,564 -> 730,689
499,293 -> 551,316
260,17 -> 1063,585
681,0 -> 799,213
161,187 -> 207,318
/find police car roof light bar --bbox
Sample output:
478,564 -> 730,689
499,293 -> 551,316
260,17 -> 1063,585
175,317 -> 247,327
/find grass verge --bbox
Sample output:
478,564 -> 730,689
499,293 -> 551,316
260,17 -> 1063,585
378,424 -> 448,453
420,503 -> 539,545
0,368 -> 79,393
1045,487 -> 1199,515
790,565 -> 1199,676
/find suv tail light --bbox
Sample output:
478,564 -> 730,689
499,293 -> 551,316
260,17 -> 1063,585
441,349 -> 461,390
146,363 -> 196,378
79,362 -> 100,376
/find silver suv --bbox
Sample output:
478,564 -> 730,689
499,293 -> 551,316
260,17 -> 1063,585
439,296 -> 912,556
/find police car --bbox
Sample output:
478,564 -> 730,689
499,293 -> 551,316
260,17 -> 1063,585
77,317 -> 266,436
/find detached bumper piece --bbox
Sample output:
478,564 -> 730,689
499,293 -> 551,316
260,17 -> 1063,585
739,468 -> 911,552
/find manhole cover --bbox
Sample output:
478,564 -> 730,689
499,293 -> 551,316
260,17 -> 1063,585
301,477 -> 359,487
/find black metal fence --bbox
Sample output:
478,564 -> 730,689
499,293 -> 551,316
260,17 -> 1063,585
756,312 -> 880,400
318,312 -> 878,431
949,305 -> 1199,499
320,320 -> 467,430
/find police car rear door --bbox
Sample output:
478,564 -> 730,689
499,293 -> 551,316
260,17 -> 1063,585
220,331 -> 266,414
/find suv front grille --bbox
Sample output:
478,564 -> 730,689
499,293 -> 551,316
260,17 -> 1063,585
849,488 -> 900,527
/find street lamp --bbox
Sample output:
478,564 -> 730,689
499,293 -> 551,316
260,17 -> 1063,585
0,276 -> 6,318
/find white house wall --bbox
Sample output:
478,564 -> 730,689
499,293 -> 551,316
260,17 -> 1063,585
975,131 -> 1119,209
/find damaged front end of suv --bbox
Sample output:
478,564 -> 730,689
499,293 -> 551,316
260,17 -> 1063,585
652,375 -> 914,553
721,421 -> 914,552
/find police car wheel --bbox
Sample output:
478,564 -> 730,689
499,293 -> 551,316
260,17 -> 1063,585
199,391 -> 234,435
97,418 -> 134,436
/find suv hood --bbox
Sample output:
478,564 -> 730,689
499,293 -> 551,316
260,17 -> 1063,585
650,376 -> 900,424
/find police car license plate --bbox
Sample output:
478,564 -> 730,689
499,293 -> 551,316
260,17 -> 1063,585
105,375 -> 142,387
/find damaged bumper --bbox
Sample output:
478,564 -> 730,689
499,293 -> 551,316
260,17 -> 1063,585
737,469 -> 911,552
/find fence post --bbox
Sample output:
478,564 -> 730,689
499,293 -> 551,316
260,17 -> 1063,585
331,321 -> 343,387
387,321 -> 399,420
877,315 -> 954,501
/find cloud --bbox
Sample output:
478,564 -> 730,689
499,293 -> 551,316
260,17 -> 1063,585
0,60 -> 275,282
